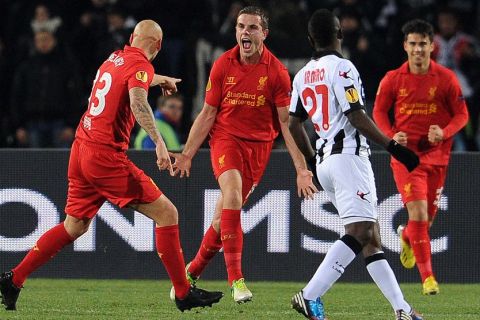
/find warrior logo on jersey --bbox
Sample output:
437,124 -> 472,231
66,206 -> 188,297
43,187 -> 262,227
226,76 -> 236,85
218,154 -> 226,168
135,71 -> 148,83
206,78 -> 212,91
257,76 -> 268,90
345,87 -> 359,103
399,88 -> 408,97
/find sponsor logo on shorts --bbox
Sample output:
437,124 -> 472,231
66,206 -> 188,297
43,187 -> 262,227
218,154 -> 226,168
356,190 -> 371,203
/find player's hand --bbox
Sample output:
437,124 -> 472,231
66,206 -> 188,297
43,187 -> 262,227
169,152 -> 192,178
428,125 -> 443,144
387,140 -> 419,172
296,168 -> 318,200
153,75 -> 181,96
393,131 -> 408,146
306,155 -> 320,187
156,143 -> 174,176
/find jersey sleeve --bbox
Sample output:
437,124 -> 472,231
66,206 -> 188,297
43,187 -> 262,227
332,60 -> 365,115
372,72 -> 396,138
289,72 -> 308,121
205,59 -> 224,108
272,65 -> 292,108
442,71 -> 469,139
127,60 -> 154,92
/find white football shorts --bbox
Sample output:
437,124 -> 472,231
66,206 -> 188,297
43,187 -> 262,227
316,154 -> 378,225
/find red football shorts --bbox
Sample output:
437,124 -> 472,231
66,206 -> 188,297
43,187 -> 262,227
391,161 -> 447,218
209,135 -> 273,202
65,139 -> 162,219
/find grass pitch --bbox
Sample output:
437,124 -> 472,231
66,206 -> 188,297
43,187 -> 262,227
0,279 -> 479,319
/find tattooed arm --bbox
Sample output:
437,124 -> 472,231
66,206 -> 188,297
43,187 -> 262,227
129,87 -> 172,173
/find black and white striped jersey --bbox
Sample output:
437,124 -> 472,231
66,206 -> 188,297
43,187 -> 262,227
289,51 -> 370,162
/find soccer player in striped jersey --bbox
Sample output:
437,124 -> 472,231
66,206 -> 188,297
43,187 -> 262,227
288,9 -> 422,320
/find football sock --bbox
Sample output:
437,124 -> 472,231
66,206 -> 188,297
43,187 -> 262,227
366,252 -> 411,311
408,220 -> 433,282
401,223 -> 411,244
189,225 -> 222,278
12,223 -> 74,287
220,209 -> 243,285
155,225 -> 190,299
303,235 -> 362,300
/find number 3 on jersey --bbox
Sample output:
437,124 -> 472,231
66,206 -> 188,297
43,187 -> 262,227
301,84 -> 329,132
88,70 -> 112,116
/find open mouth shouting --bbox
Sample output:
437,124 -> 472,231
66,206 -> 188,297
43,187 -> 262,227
241,38 -> 252,51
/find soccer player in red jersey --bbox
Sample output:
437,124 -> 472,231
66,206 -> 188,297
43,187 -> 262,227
373,19 -> 468,295
0,20 -> 223,312
169,6 -> 317,303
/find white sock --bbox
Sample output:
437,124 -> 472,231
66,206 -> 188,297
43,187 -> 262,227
303,238 -> 358,300
366,253 -> 411,311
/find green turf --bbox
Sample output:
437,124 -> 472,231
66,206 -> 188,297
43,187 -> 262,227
1,279 -> 479,319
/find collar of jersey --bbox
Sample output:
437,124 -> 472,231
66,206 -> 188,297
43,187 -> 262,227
399,60 -> 437,75
229,44 -> 269,64
311,50 -> 343,60
123,45 -> 149,61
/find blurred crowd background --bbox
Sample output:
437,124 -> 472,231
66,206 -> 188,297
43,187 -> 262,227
0,0 -> 479,150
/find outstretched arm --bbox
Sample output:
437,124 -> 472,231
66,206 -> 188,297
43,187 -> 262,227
278,106 -> 317,199
170,103 -> 218,177
129,87 -> 173,175
150,74 -> 181,95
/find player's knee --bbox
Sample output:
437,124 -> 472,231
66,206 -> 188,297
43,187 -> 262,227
162,202 -> 178,224
345,221 -> 375,247
222,188 -> 243,209
64,220 -> 91,239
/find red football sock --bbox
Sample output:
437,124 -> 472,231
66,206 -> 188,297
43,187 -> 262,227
12,223 -> 74,287
401,224 -> 411,245
188,225 -> 222,278
155,225 -> 190,299
408,220 -> 433,282
220,209 -> 243,285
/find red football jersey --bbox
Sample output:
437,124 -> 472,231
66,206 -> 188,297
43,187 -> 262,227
205,45 -> 291,142
373,60 -> 468,165
76,46 -> 154,151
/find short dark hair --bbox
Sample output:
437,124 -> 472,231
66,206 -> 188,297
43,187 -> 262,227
401,19 -> 434,42
308,9 -> 338,48
157,93 -> 183,108
237,6 -> 269,30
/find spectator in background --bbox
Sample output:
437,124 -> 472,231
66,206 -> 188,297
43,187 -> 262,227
96,6 -> 133,63
433,7 -> 480,150
338,8 -> 385,104
134,94 -> 184,151
10,30 -> 81,148
30,4 -> 62,35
